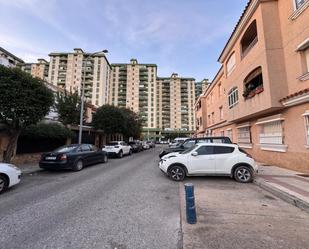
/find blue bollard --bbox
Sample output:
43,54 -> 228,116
184,183 -> 197,224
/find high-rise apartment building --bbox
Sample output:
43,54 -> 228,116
110,59 -> 157,129
48,48 -> 111,106
21,59 -> 49,81
157,73 -> 196,132
0,47 -> 24,68
195,79 -> 210,100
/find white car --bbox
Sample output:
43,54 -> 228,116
159,143 -> 258,183
142,142 -> 150,150
0,163 -> 22,194
102,141 -> 132,158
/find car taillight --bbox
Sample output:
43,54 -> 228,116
60,154 -> 67,161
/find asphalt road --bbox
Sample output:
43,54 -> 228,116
0,147 -> 182,249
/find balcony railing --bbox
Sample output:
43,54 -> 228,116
241,36 -> 258,59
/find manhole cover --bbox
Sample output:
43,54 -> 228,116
297,174 -> 309,178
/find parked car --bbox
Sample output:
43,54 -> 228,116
102,141 -> 132,158
129,141 -> 143,153
159,143 -> 257,183
39,144 -> 108,171
146,140 -> 155,148
0,163 -> 22,194
142,142 -> 150,150
169,137 -> 187,147
159,136 -> 232,158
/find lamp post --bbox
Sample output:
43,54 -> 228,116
78,49 -> 108,144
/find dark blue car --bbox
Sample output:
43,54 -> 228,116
39,144 -> 108,171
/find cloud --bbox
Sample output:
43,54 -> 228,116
0,0 -> 83,44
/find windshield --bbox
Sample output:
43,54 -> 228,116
53,145 -> 78,153
180,144 -> 198,154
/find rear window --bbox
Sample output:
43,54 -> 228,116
53,145 -> 78,153
107,142 -> 118,146
214,146 -> 234,154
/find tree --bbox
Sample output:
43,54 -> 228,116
55,91 -> 85,126
92,105 -> 125,134
92,105 -> 142,139
0,65 -> 54,162
120,108 -> 143,139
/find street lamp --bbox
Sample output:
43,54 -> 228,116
78,49 -> 108,144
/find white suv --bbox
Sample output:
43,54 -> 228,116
102,141 -> 132,158
159,143 -> 258,183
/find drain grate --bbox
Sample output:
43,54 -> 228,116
296,174 -> 309,178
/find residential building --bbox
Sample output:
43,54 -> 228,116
21,59 -> 49,81
110,59 -> 158,133
195,79 -> 210,100
48,48 -> 111,107
197,0 -> 309,172
0,47 -> 24,68
157,73 -> 196,133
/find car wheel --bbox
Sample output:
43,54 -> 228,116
102,154 -> 108,163
73,159 -> 84,171
168,165 -> 186,181
234,166 -> 253,183
118,150 -> 123,158
0,175 -> 9,194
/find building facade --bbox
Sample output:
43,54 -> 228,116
0,47 -> 24,68
109,59 -> 157,130
195,79 -> 210,100
197,0 -> 309,172
48,48 -> 111,107
157,73 -> 196,132
21,59 -> 49,81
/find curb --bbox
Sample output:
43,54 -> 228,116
21,168 -> 43,175
254,177 -> 309,213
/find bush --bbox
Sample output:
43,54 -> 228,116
21,123 -> 74,140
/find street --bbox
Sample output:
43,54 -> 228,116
0,147 -> 182,249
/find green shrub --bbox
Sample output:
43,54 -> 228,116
21,123 -> 74,140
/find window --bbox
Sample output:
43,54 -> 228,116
196,146 -> 214,155
228,87 -> 239,108
226,52 -> 236,76
304,112 -> 309,145
295,0 -> 305,9
183,140 -> 196,149
241,20 -> 258,58
237,126 -> 251,144
305,47 -> 309,73
243,67 -> 264,99
219,106 -> 223,120
214,146 -> 234,154
259,121 -> 283,145
226,129 -> 233,142
218,83 -> 222,96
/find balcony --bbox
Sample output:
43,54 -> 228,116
242,67 -> 264,100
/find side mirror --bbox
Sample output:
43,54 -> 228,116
191,152 -> 198,157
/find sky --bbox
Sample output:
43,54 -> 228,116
0,0 -> 248,81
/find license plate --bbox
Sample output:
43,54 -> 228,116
45,156 -> 56,160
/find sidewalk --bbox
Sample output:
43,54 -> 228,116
179,177 -> 309,249
255,165 -> 309,213
17,163 -> 42,174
